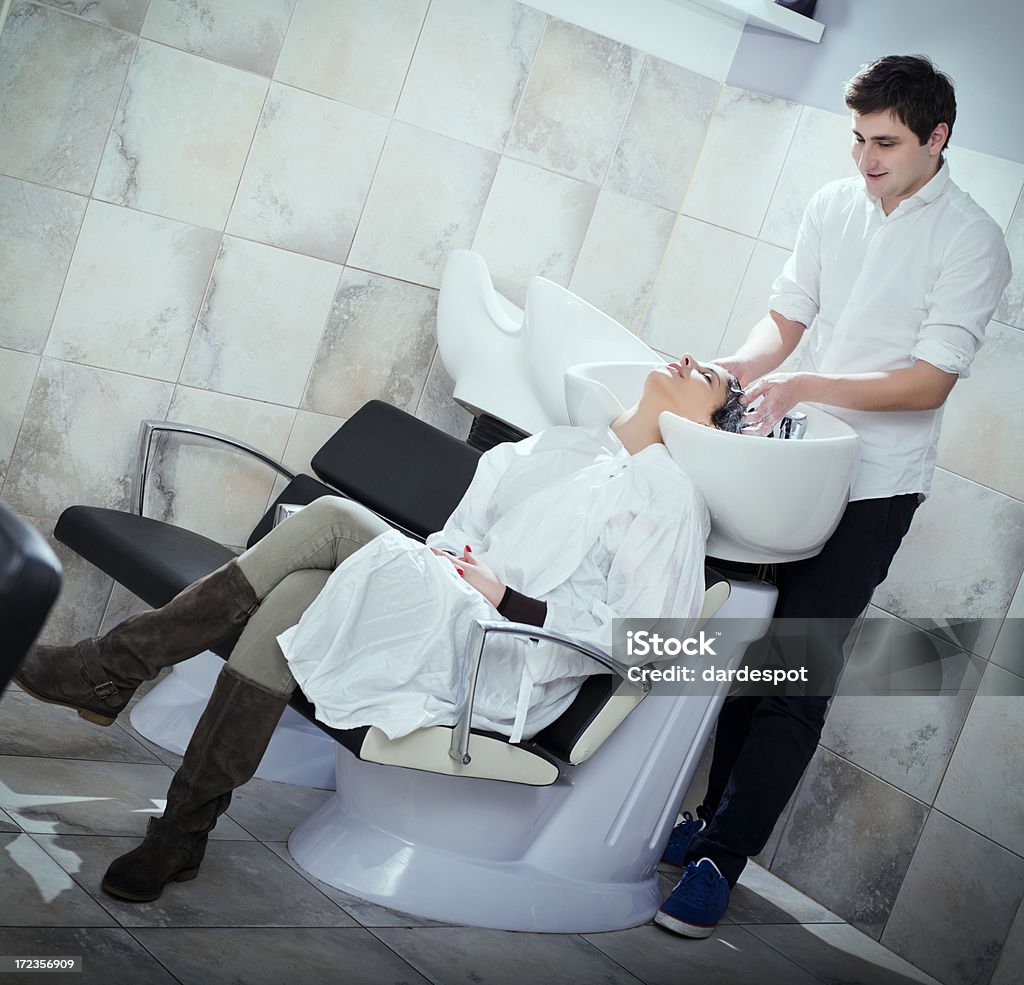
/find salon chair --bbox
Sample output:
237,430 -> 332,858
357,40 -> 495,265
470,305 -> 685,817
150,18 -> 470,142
0,499 -> 62,693
49,399 -> 763,930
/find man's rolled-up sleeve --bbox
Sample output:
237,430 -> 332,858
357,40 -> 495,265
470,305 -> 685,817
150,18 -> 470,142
912,219 -> 1012,379
769,189 -> 826,330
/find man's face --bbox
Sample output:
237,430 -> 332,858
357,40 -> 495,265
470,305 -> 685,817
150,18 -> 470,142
851,109 -> 947,214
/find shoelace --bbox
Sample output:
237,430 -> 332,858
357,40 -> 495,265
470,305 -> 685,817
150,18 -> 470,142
681,862 -> 719,907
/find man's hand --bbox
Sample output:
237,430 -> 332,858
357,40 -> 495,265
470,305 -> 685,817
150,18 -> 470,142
740,372 -> 808,436
430,545 -> 506,608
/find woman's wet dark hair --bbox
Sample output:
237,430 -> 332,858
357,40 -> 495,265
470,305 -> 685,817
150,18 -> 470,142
711,372 -> 745,433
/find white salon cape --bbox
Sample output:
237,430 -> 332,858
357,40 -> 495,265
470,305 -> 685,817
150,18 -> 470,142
277,426 -> 709,743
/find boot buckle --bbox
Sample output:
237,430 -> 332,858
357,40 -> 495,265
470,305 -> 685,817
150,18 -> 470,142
92,680 -> 120,699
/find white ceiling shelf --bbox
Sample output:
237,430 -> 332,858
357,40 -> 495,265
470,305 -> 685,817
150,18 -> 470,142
671,0 -> 825,42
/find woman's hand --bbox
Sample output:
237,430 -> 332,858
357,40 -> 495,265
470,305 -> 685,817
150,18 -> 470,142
430,545 -> 506,608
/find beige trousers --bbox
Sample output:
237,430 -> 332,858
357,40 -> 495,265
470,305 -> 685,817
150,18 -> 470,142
229,497 -> 391,696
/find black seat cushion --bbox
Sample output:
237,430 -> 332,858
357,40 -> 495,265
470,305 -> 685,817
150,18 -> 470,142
312,400 -> 482,540
0,500 -> 62,684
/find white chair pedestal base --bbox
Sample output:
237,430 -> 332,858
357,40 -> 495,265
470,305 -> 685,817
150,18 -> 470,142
129,651 -> 337,790
288,580 -> 776,932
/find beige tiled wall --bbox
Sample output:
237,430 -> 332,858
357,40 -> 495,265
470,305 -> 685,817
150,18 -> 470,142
1,3 -> 1022,982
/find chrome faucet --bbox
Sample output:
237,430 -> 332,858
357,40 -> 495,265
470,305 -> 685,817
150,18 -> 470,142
774,411 -> 807,439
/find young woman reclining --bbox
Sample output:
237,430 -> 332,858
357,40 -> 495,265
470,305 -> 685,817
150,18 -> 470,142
15,354 -> 742,902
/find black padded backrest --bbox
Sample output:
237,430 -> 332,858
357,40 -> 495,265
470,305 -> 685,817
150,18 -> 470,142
311,401 -> 482,540
0,500 -> 62,685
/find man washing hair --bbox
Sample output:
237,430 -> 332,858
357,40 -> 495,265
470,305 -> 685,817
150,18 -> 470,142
656,54 -> 1012,938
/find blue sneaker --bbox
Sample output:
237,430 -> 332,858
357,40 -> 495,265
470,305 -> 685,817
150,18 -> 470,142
655,857 -> 730,938
659,811 -> 706,869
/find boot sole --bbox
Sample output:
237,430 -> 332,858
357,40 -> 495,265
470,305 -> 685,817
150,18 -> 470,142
101,866 -> 200,902
12,677 -> 117,727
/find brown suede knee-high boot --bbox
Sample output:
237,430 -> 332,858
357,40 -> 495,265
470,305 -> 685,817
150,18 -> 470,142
101,665 -> 290,901
14,561 -> 259,726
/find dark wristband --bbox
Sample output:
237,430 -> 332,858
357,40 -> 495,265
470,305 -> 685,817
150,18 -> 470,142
496,587 -> 547,627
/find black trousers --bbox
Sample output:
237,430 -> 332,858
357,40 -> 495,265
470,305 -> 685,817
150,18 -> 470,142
685,493 -> 921,886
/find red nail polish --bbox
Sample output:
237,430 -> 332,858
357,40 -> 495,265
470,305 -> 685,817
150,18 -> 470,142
465,545 -> 472,553
456,568 -> 464,575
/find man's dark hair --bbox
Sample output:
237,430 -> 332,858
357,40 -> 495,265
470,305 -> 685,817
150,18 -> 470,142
711,372 -> 745,433
844,55 -> 956,160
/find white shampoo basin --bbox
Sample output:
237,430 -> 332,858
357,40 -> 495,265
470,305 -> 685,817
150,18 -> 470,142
566,362 -> 860,564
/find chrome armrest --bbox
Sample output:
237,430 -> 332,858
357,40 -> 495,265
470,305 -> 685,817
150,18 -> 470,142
448,620 -> 649,766
273,502 -> 307,528
130,420 -> 297,517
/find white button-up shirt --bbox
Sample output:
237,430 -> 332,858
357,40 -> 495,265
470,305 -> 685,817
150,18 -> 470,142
770,163 -> 1011,500
278,426 -> 708,743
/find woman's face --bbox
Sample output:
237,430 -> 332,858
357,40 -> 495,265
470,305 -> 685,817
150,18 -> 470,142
643,354 -> 733,426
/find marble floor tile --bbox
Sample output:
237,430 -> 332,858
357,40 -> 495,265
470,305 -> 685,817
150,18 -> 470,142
374,926 -> 646,985
945,144 -> 1024,233
770,748 -> 929,938
995,195 -> 1023,330
264,841 -> 450,929
348,122 -> 498,290
34,0 -> 151,35
682,86 -> 802,238
583,922 -> 823,985
933,661 -> 1024,855
44,201 -> 221,382
725,862 -> 844,926
822,613 -> 984,803
470,157 -> 598,306
3,359 -> 174,522
148,384 -> 297,549
180,236 -> 341,406
141,0 -> 296,77
606,57 -> 721,212
760,105 -> 857,251
641,216 -> 754,357
395,0 -> 545,153
0,688 -> 162,766
1,831 -> 116,928
274,0 -> 428,116
505,18 -> 642,185
747,922 -> 943,985
94,40 -> 268,229
133,926 -> 431,985
0,927 -> 178,985
0,349 -> 38,491
221,775 -> 331,843
414,350 -> 473,442
989,572 -> 1024,678
301,269 -> 438,420
228,82 -> 389,264
36,834 -> 358,929
880,811 -> 1024,985
14,518 -> 114,648
0,805 -> 17,831
0,1 -> 136,194
716,240 -> 792,358
0,176 -> 87,354
873,469 -> 1024,659
936,319 -> 1024,500
0,754 -> 247,840
568,190 -> 675,334
989,896 -> 1024,985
